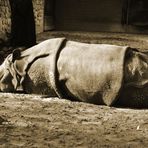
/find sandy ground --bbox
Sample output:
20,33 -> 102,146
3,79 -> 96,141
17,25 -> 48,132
0,93 -> 148,148
0,31 -> 148,147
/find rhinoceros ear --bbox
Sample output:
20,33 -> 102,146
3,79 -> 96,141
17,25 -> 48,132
12,49 -> 21,62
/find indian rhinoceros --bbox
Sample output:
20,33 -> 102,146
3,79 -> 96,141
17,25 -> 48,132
0,38 -> 147,108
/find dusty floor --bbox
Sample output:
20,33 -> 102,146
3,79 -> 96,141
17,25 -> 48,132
0,93 -> 148,148
0,31 -> 148,148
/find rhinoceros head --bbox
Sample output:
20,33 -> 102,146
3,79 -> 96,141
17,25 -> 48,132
0,49 -> 21,92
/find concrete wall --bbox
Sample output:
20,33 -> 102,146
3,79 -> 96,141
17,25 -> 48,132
1,0 -> 148,39
0,0 -> 44,39
55,0 -> 124,32
54,0 -> 148,33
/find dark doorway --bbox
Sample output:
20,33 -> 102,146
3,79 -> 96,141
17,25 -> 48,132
122,0 -> 148,27
44,0 -> 55,31
9,0 -> 36,48
54,0 -> 123,32
43,0 -> 148,33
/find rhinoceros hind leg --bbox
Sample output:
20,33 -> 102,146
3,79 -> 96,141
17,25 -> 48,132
115,86 -> 148,108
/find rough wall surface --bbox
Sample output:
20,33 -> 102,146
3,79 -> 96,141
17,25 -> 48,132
33,0 -> 44,33
0,0 -> 11,36
0,0 -> 44,39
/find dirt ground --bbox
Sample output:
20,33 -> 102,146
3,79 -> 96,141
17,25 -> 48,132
0,93 -> 148,148
0,31 -> 148,148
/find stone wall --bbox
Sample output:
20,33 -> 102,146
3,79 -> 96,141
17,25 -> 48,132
33,0 -> 44,33
0,0 -> 11,36
0,0 -> 44,39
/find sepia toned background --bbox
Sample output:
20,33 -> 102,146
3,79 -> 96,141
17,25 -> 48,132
1,0 -> 148,38
0,0 -> 148,147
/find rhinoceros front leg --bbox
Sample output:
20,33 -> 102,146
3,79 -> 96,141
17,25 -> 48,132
21,57 -> 58,96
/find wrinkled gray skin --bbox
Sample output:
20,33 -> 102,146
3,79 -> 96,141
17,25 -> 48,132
22,56 -> 57,96
0,55 -> 57,96
116,51 -> 148,107
0,43 -> 147,108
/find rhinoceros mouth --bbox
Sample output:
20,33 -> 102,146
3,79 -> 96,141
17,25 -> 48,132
2,54 -> 22,91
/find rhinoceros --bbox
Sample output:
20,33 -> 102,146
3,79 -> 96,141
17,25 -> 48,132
0,38 -> 147,107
